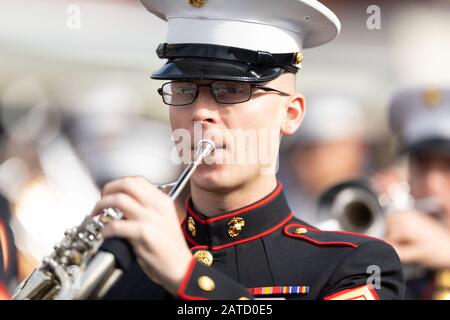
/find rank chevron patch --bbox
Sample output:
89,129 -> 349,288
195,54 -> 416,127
324,284 -> 379,300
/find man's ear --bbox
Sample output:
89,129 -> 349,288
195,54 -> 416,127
281,94 -> 305,136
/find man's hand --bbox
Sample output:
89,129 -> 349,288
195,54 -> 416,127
91,176 -> 193,296
386,211 -> 450,269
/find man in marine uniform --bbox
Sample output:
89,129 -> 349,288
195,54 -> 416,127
93,0 -> 405,300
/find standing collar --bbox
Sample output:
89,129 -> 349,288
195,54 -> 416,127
182,182 -> 293,250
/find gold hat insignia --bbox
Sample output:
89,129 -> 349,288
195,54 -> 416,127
295,52 -> 304,65
188,0 -> 207,8
423,88 -> 442,109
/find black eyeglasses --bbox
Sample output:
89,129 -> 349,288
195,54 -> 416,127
157,81 -> 290,106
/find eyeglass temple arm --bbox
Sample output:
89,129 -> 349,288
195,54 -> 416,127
253,85 -> 291,96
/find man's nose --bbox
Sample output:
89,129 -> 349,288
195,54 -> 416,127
191,87 -> 220,125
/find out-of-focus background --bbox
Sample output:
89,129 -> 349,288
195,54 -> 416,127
0,0 -> 450,296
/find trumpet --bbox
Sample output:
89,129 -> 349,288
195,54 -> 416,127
317,177 -> 443,237
317,178 -> 385,236
12,139 -> 215,300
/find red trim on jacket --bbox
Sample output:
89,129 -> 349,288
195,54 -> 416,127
189,245 -> 209,252
323,284 -> 380,300
185,182 -> 283,224
285,223 -> 384,241
184,212 -> 294,251
177,259 -> 209,300
283,223 -> 359,248
320,229 -> 384,243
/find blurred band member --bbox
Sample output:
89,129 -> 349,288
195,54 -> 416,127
386,87 -> 450,299
280,95 -> 368,224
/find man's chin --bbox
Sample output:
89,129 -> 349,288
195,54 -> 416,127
190,164 -> 235,192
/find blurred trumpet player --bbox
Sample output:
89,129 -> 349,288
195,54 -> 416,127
280,94 -> 369,225
384,87 -> 450,300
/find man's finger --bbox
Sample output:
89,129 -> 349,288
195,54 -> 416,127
103,220 -> 143,242
91,193 -> 144,221
102,176 -> 158,206
385,222 -> 415,244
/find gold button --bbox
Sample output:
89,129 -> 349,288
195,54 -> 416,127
198,276 -> 215,292
238,297 -> 250,300
294,227 -> 308,235
188,217 -> 196,237
228,217 -> 246,238
193,250 -> 213,267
